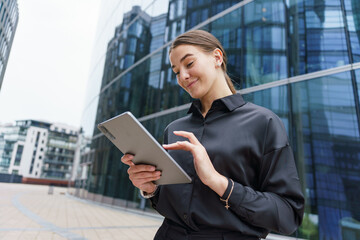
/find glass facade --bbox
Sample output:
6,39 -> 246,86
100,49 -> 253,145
74,0 -> 360,239
0,125 -> 26,172
0,0 -> 18,91
290,72 -> 360,240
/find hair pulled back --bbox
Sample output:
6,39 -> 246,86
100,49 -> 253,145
169,30 -> 236,94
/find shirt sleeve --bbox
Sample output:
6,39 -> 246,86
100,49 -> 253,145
226,115 -> 305,235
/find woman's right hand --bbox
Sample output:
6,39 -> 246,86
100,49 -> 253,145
121,154 -> 161,194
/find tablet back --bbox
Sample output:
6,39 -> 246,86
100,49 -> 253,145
97,112 -> 191,185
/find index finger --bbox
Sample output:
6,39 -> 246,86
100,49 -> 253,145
173,131 -> 200,145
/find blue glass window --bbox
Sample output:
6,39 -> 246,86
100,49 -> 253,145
123,55 -> 134,68
128,38 -> 137,53
291,71 -> 360,240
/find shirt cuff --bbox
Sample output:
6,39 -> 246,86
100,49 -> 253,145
140,185 -> 159,199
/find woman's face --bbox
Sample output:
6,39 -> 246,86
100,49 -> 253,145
169,44 -> 221,100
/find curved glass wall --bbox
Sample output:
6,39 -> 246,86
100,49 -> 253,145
74,0 -> 360,239
81,0 -> 170,138
290,71 -> 359,240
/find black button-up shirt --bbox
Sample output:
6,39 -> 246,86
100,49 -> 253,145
150,94 -> 304,239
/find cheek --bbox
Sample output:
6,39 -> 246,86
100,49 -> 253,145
177,80 -> 192,94
177,78 -> 185,89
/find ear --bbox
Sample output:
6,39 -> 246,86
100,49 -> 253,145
213,48 -> 223,67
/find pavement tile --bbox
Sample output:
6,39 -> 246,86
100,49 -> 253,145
0,183 -> 162,240
0,231 -> 23,240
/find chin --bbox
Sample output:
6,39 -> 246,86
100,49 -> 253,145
187,90 -> 197,97
189,93 -> 204,99
186,87 -> 206,99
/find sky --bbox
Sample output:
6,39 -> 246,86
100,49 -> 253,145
0,0 -> 101,128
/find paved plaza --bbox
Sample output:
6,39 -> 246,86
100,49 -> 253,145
0,183 -> 163,240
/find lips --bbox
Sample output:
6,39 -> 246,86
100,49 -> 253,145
187,79 -> 198,88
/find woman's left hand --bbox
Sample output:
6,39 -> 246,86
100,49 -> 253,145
163,130 -> 228,197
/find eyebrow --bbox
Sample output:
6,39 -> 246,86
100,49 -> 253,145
171,53 -> 194,69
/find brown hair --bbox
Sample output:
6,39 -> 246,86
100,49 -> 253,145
169,29 -> 236,94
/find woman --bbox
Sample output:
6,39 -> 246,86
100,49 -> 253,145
121,30 -> 304,240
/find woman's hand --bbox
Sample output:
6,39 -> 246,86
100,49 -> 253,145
162,131 -> 228,197
121,154 -> 161,194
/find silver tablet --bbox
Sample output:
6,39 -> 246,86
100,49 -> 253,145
97,111 -> 192,185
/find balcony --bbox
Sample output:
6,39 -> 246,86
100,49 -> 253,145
0,154 -> 11,160
46,151 -> 74,159
42,167 -> 70,173
0,162 -> 10,167
47,142 -> 76,150
43,159 -> 72,165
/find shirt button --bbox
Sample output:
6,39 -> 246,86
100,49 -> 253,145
183,214 -> 188,220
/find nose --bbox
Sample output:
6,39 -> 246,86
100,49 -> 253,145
178,69 -> 190,82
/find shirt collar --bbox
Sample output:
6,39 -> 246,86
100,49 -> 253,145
187,93 -> 246,114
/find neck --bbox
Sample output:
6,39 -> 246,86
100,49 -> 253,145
200,80 -> 233,117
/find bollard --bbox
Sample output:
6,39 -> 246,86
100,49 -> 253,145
48,185 -> 54,195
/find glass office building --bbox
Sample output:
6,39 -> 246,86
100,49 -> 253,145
74,0 -> 360,239
0,0 -> 18,91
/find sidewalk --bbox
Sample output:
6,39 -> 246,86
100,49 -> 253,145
0,183 -> 162,240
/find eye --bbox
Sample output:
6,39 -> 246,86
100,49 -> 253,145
187,61 -> 193,68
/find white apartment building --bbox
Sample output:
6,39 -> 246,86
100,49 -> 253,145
8,124 -> 48,177
0,120 -> 80,181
